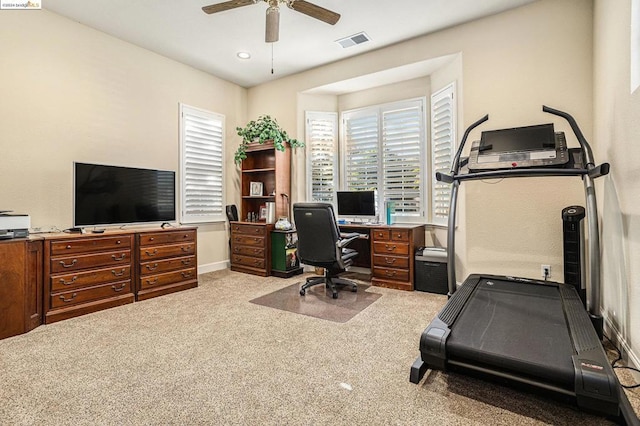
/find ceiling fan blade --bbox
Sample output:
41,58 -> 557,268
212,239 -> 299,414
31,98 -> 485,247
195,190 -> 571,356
202,0 -> 257,15
288,0 -> 340,25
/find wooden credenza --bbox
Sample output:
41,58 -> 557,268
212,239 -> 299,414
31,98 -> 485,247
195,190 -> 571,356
370,224 -> 425,291
136,228 -> 198,301
43,232 -> 135,324
229,221 -> 273,277
0,238 -> 43,339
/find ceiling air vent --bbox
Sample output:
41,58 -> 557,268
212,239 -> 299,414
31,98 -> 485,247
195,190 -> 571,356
335,32 -> 371,49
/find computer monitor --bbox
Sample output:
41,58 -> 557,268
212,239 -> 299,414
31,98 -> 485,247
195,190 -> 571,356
336,191 -> 376,218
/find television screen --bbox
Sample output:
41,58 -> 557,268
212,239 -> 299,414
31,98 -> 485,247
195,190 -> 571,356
74,162 -> 176,227
336,191 -> 376,217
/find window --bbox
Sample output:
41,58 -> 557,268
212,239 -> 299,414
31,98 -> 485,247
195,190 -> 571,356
341,98 -> 426,222
179,104 -> 225,224
430,83 -> 456,225
305,111 -> 338,203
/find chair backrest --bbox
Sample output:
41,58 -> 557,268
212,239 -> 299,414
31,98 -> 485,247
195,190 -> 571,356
293,203 -> 341,265
225,205 -> 238,222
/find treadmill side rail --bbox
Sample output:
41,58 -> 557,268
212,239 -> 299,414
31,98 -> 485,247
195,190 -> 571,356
573,352 -> 619,416
419,317 -> 451,371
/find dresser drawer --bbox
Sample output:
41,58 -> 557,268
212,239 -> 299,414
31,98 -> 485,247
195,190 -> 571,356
373,266 -> 410,282
231,224 -> 266,236
51,265 -> 131,291
373,254 -> 409,269
231,254 -> 265,269
371,229 -> 390,240
139,268 -> 197,290
50,250 -> 131,274
232,235 -> 266,247
139,230 -> 196,246
139,243 -> 195,261
231,245 -> 265,257
50,280 -> 131,309
140,255 -> 196,276
372,241 -> 409,255
389,230 -> 410,242
50,236 -> 130,256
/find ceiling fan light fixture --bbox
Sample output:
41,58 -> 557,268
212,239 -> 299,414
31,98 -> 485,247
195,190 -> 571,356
265,5 -> 280,42
237,51 -> 251,59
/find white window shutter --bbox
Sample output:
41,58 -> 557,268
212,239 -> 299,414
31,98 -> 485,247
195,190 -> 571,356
343,111 -> 379,192
305,111 -> 338,204
430,83 -> 456,225
179,104 -> 225,224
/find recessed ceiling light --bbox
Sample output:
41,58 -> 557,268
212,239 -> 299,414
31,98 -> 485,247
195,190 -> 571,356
237,51 -> 251,60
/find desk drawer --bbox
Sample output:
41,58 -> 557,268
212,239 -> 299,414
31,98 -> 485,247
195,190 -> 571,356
140,256 -> 196,275
139,230 -> 196,246
231,254 -> 265,269
50,250 -> 131,273
51,265 -> 131,291
371,229 -> 390,240
139,268 -> 197,290
50,280 -> 131,308
390,230 -> 410,242
232,235 -> 266,247
373,254 -> 409,269
139,243 -> 195,261
231,224 -> 266,236
50,236 -> 130,255
372,241 -> 409,255
373,266 -> 409,282
232,245 -> 265,257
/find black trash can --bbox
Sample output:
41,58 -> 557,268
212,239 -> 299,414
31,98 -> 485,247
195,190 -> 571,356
415,247 -> 448,294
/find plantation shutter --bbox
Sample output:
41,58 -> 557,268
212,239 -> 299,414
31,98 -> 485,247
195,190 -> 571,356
382,100 -> 423,215
343,111 -> 379,192
305,111 -> 338,204
180,104 -> 225,223
430,83 -> 456,225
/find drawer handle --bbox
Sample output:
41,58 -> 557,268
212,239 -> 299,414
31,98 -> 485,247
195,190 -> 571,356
254,229 -> 260,233
112,253 -> 126,261
66,244 -> 72,249
181,246 -> 192,252
254,259 -> 261,265
116,240 -> 122,245
149,237 -> 155,241
233,247 -> 240,253
145,249 -> 158,257
394,233 -> 403,239
59,276 -> 78,286
59,293 -> 77,303
184,234 -> 190,238
385,270 -> 397,277
145,263 -> 159,271
59,259 -> 78,268
181,259 -> 191,265
253,248 -> 261,254
181,271 -> 192,278
146,278 -> 158,286
111,283 -> 127,292
111,268 -> 126,277
385,245 -> 397,252
384,258 -> 396,265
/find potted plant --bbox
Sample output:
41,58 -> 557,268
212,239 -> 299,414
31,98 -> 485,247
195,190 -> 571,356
234,115 -> 304,164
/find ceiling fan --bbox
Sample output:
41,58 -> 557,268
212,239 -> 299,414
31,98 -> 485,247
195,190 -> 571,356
202,0 -> 341,43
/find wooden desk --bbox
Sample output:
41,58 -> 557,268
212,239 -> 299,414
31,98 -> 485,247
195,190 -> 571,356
339,223 -> 425,291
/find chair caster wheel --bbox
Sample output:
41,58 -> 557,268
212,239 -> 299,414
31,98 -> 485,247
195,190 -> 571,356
332,293 -> 338,299
351,287 -> 357,292
299,289 -> 306,296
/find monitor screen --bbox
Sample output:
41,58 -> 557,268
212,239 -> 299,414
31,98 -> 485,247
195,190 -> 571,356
74,162 -> 176,227
480,123 -> 556,154
336,191 -> 376,217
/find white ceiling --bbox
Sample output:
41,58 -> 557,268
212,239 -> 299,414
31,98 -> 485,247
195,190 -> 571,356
44,0 -> 537,88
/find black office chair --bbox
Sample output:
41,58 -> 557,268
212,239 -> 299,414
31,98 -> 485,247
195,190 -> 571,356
293,203 -> 361,299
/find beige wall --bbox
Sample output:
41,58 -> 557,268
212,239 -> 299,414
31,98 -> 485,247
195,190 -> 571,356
248,0 -> 593,282
594,0 -> 640,365
0,10 -> 247,272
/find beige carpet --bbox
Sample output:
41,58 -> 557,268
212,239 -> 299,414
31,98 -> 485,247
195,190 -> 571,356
0,269 -> 637,425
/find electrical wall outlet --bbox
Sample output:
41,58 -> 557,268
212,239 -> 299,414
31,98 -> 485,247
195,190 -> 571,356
541,264 -> 551,279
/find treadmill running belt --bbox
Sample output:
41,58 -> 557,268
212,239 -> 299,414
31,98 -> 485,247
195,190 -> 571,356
447,277 -> 575,388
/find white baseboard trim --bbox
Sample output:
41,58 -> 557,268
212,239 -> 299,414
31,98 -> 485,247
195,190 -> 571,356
198,260 -> 229,275
604,316 -> 639,374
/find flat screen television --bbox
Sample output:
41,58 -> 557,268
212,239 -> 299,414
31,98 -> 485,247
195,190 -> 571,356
74,162 -> 176,227
336,190 -> 376,217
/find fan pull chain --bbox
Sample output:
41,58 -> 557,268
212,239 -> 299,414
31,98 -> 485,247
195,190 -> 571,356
271,43 -> 274,74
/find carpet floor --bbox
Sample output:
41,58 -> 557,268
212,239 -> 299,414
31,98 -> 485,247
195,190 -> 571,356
0,269 -> 637,425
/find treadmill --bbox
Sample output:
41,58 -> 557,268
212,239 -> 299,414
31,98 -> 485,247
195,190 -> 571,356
409,106 -> 637,423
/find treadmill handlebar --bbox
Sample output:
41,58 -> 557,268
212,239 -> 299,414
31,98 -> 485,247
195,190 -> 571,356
542,105 -> 596,167
436,172 -> 454,183
450,114 -> 489,175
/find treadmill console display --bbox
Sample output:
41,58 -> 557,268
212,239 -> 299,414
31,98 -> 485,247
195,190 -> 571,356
468,123 -> 569,171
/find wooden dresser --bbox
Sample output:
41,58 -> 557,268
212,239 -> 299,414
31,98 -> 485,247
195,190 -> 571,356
0,238 -> 43,339
229,221 -> 273,277
370,224 -> 425,291
44,232 -> 135,324
136,227 -> 198,301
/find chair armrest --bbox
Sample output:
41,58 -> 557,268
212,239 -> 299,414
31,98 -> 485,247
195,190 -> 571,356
337,232 -> 361,248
